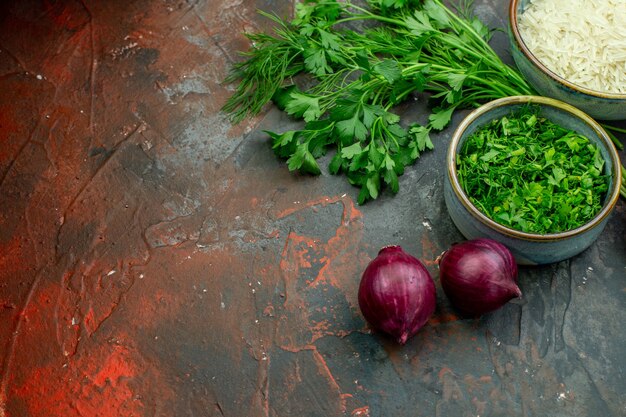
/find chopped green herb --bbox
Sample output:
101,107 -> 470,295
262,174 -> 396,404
457,105 -> 610,234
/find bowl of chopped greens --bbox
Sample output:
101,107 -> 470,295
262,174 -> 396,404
508,0 -> 626,120
444,96 -> 622,265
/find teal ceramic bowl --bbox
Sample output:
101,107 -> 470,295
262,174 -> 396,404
444,96 -> 622,265
509,0 -> 626,121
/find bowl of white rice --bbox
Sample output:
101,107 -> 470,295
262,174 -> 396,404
509,0 -> 626,120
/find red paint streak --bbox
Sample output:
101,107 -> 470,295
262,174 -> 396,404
280,231 -> 316,271
91,346 -> 136,388
82,306 -> 98,334
47,2 -> 88,31
262,355 -> 270,417
0,235 -> 28,279
279,343 -> 353,414
438,366 -> 466,403
351,406 -> 370,416
0,104 -> 23,163
41,27 -> 93,87
0,104 -> 20,132
12,281 -> 57,331
463,374 -> 493,415
428,313 -> 460,325
310,347 -> 348,414
307,216 -> 362,289
479,375 -> 491,383
309,320 -> 355,344
420,233 -> 442,267
277,193 -> 367,355
310,320 -> 330,338
279,195 -> 364,291
438,366 -> 454,381
11,345 -> 144,417
276,195 -> 362,222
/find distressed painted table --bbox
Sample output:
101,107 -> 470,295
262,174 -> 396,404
0,1 -> 624,416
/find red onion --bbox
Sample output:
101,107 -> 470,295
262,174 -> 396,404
358,246 -> 436,344
438,238 -> 521,317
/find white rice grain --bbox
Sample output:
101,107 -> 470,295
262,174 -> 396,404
518,0 -> 626,94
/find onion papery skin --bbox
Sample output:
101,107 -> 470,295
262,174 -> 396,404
358,246 -> 436,345
439,239 -> 521,317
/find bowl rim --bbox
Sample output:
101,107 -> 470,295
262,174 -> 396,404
447,95 -> 622,242
509,0 -> 626,100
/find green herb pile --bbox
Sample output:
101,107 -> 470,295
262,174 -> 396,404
222,0 -> 624,203
457,105 -> 609,234
223,0 -> 534,203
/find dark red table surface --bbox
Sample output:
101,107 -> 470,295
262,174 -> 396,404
0,1 -> 624,416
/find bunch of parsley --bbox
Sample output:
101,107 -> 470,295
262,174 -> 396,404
222,0 -> 537,203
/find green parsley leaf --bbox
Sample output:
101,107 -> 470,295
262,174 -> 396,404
301,147 -> 322,174
382,110 -> 401,125
366,174 -> 381,200
349,150 -> 370,172
423,0 -> 450,28
304,47 -> 332,76
382,0 -> 411,9
373,59 -> 402,84
469,17 -> 491,40
480,149 -> 499,162
386,123 -> 408,140
330,96 -> 360,120
266,130 -> 298,158
336,114 -> 368,142
428,106 -> 455,130
447,73 -> 467,91
287,143 -> 321,174
319,28 -> 341,50
409,125 -> 433,151
383,167 -> 400,193
341,142 -> 363,159
328,152 -> 343,174
406,11 -> 435,36
272,85 -> 298,111
361,105 -> 378,129
286,143 -> 306,171
300,23 -> 316,37
368,144 -> 385,168
284,92 -> 322,121
384,154 -> 396,171
357,184 -> 370,205
294,0 -> 342,25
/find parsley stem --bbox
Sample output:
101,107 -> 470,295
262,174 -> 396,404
601,124 -> 624,150
621,164 -> 626,199
602,124 -> 626,134
333,14 -> 402,27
